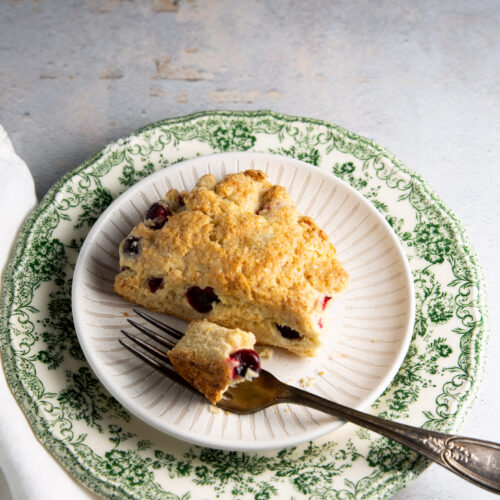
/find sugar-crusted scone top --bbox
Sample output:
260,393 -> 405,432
114,170 -> 349,356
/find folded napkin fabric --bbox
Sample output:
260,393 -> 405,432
0,125 -> 96,500
0,125 -> 37,276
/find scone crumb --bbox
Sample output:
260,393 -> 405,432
318,370 -> 325,376
257,347 -> 273,359
299,377 -> 315,387
244,170 -> 267,182
209,405 -> 222,414
197,173 -> 217,189
123,312 -> 130,317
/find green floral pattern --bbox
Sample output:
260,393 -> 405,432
0,111 -> 488,499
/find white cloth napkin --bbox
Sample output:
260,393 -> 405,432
0,125 -> 96,499
0,126 -> 37,275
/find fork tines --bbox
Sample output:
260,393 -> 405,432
133,309 -> 184,339
121,328 -> 172,360
121,309 -> 184,356
119,310 -> 196,394
119,336 -> 197,394
126,319 -> 177,350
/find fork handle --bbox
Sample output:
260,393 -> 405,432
281,385 -> 500,494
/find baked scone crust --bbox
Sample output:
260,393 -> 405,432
114,170 -> 349,356
168,320 -> 256,404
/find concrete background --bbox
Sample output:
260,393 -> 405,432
0,0 -> 499,498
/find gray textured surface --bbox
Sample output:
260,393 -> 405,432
1,0 -> 499,498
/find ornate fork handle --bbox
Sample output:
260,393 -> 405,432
280,384 -> 500,494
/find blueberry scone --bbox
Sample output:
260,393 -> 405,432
168,320 -> 261,404
114,170 -> 349,356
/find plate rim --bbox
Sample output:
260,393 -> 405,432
72,151 -> 416,451
0,109 -> 490,500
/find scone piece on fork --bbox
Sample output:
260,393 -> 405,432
168,319 -> 260,404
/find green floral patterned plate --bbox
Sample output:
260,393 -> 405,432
0,111 -> 488,499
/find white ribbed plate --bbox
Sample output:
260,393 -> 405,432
72,152 -> 415,451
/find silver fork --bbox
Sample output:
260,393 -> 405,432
120,309 -> 500,494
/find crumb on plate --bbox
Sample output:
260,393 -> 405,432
257,347 -> 274,359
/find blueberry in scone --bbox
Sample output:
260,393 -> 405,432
114,170 -> 349,357
168,319 -> 260,404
